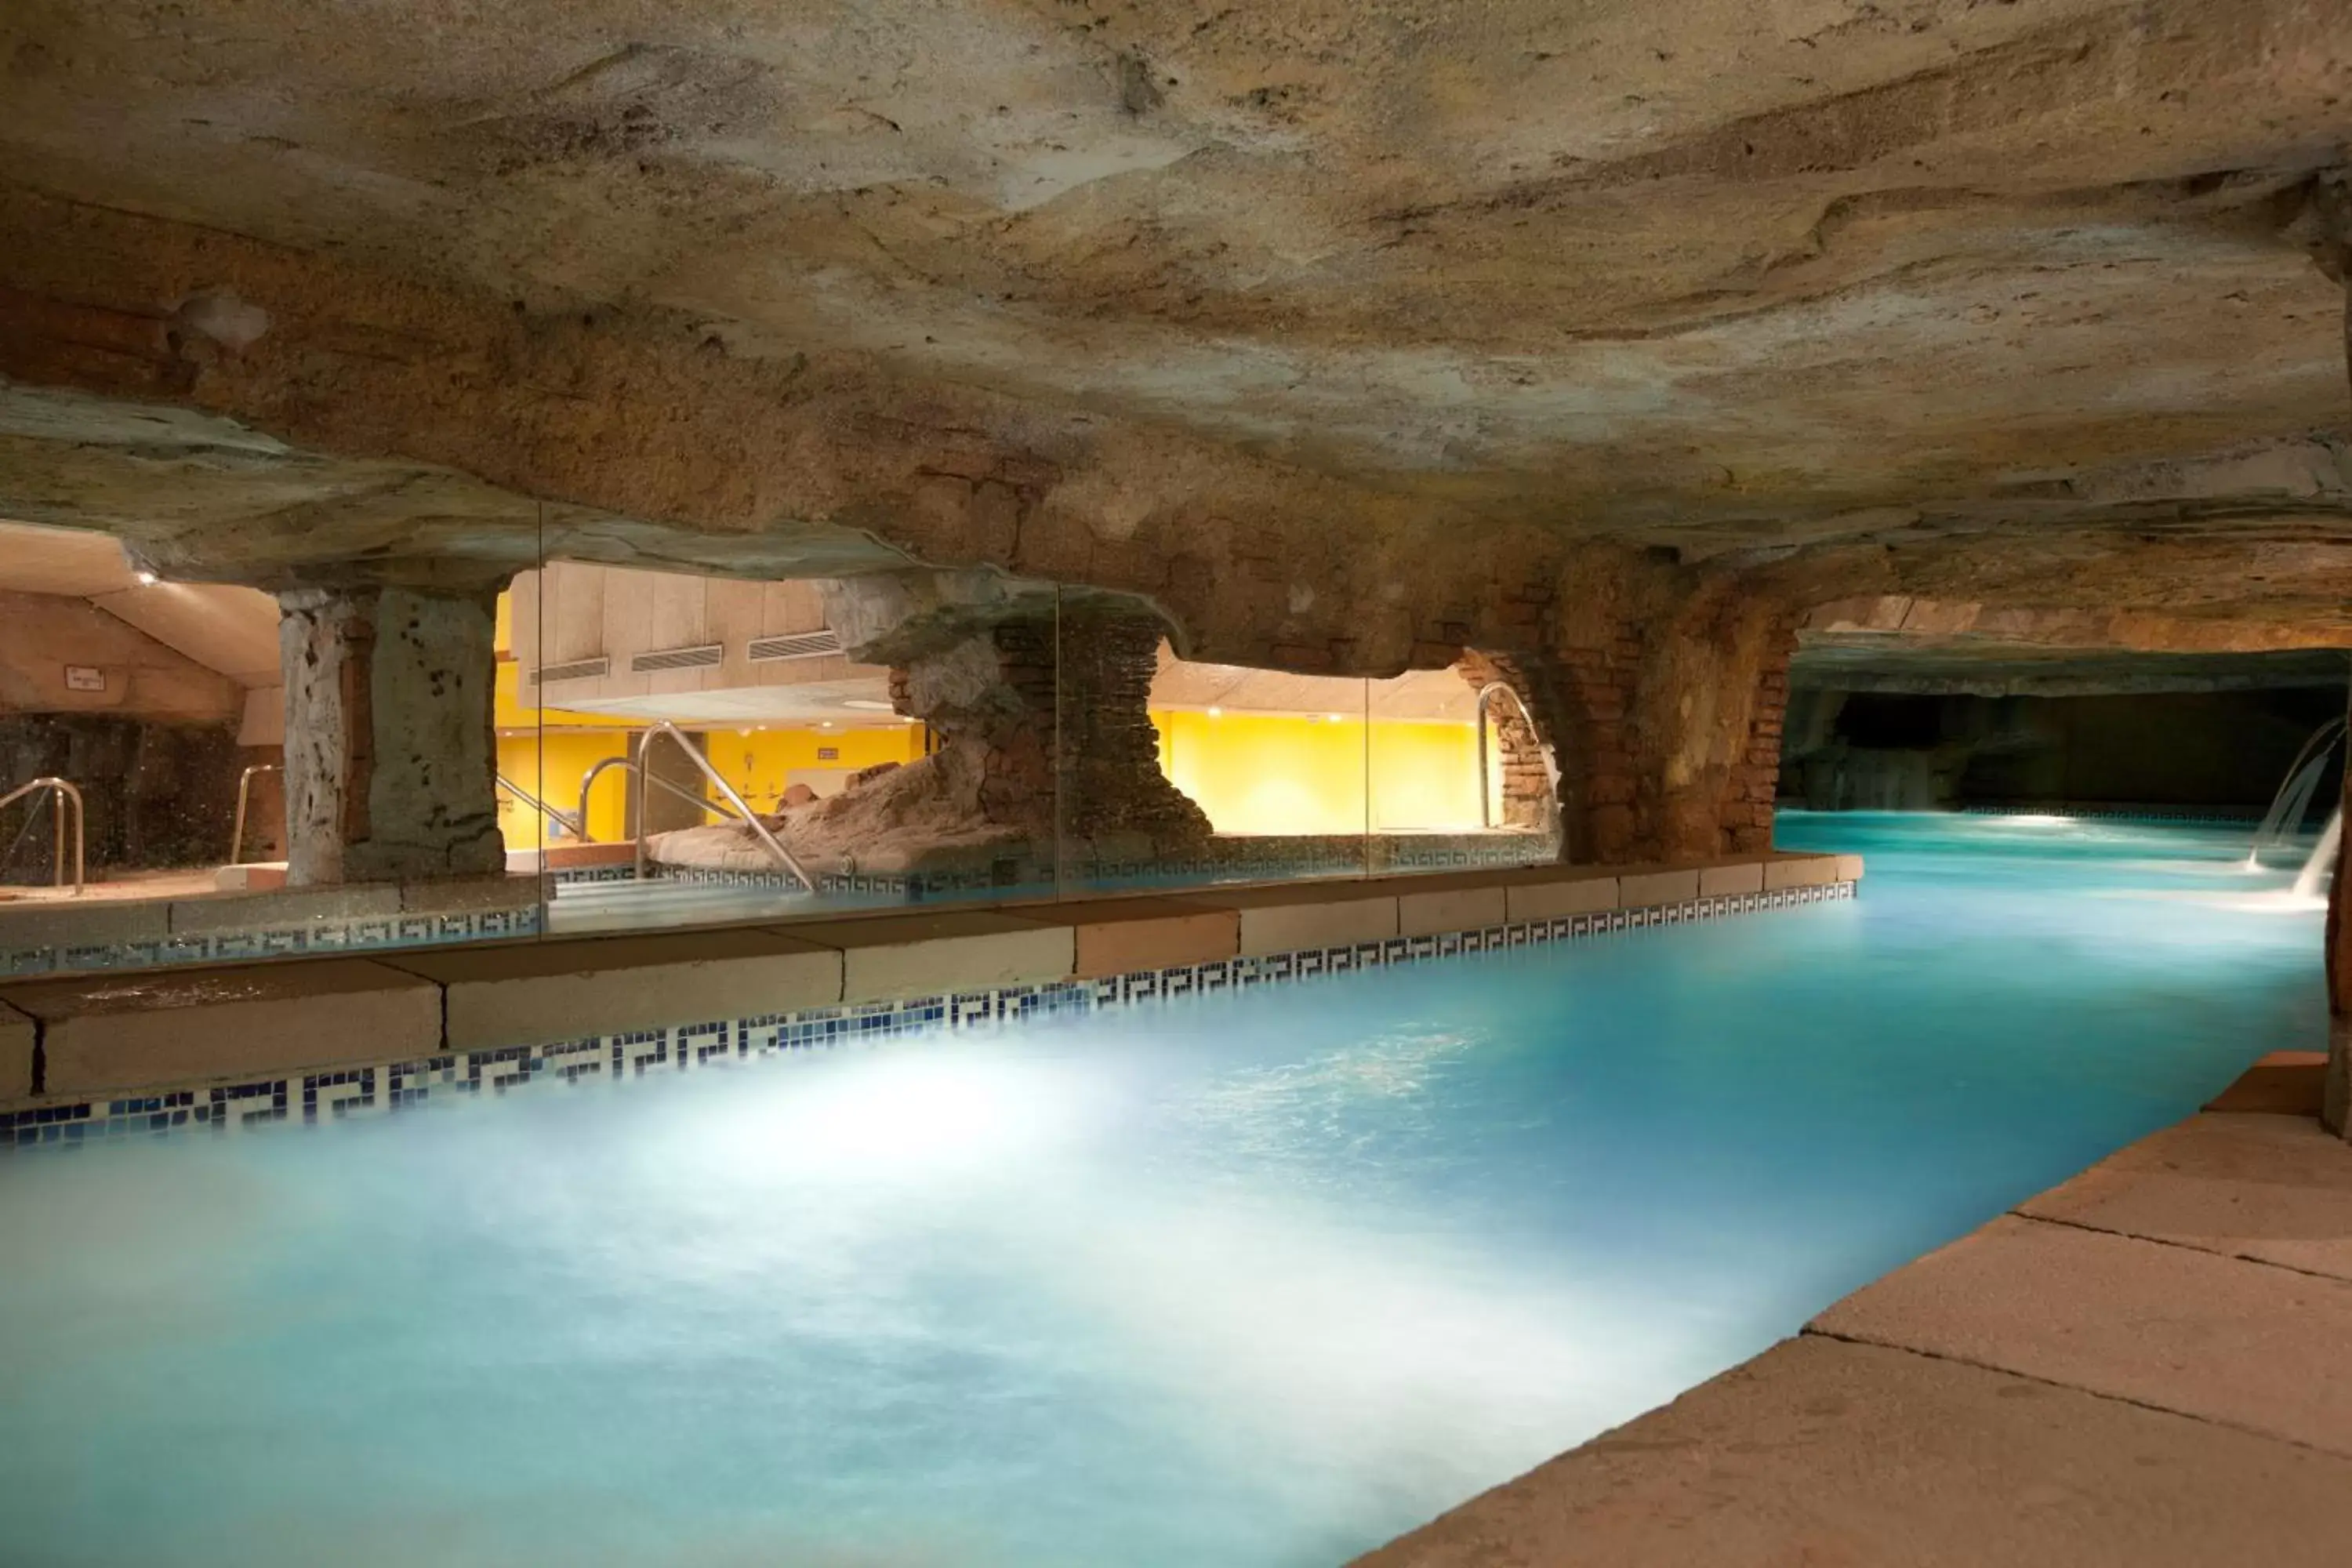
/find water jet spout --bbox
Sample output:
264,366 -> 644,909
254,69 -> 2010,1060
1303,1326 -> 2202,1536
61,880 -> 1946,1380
2292,808 -> 2342,902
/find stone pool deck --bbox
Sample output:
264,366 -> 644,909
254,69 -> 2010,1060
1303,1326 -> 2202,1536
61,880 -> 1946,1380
1354,1051 -> 2352,1568
0,850 -> 1859,1121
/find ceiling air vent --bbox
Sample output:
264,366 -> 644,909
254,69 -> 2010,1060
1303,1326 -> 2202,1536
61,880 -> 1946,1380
630,644 -> 724,673
530,656 -> 611,685
747,630 -> 845,662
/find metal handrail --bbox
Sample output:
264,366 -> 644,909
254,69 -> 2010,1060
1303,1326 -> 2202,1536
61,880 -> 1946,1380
230,763 -> 281,866
577,755 -> 637,842
1473,681 -> 1543,831
496,772 -> 588,841
633,720 -> 815,891
0,776 -> 85,895
577,756 -> 724,845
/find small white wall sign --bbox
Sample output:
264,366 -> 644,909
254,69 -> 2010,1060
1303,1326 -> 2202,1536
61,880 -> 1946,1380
64,666 -> 107,693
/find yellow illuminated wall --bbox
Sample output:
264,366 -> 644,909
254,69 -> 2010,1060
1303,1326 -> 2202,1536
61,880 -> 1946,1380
1152,710 -> 1493,835
488,592 -> 925,851
491,659 -> 926,852
496,729 -> 635,851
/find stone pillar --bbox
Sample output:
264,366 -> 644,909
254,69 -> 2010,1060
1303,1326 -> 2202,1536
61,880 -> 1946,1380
1533,568 -> 1798,866
884,615 -> 1058,837
1055,607 -> 1212,849
278,584 -> 503,886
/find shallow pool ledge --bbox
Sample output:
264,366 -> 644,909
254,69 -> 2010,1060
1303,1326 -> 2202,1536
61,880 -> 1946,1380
1351,1051 -> 2352,1568
0,851 -> 1857,1138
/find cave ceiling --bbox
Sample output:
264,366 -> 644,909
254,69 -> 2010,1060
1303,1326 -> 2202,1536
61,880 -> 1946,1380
2,0 -> 2351,637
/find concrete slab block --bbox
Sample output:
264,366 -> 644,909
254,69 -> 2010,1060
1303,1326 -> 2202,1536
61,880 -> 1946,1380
1394,882 -> 1507,938
1352,1335 -> 2352,1568
1051,898 -> 1238,978
786,910 -> 1073,1000
1617,868 -> 1700,908
1697,859 -> 1765,898
1811,1214 -> 2352,1457
1835,852 -> 1866,883
212,862 -> 286,893
1502,869 -> 1618,923
0,898 -> 172,961
1,960 -> 440,1098
400,874 -> 544,916
386,928 -> 842,1049
167,884 -> 401,937
1196,882 -> 1399,956
1764,855 -> 1838,891
2019,1111 -> 2352,1283
2204,1051 -> 2325,1116
0,999 -> 32,1103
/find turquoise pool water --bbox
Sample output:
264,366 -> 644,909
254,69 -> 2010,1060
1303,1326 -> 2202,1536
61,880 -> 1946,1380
0,814 -> 2328,1567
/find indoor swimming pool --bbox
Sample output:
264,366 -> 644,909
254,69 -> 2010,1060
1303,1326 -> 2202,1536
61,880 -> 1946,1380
0,814 -> 2328,1567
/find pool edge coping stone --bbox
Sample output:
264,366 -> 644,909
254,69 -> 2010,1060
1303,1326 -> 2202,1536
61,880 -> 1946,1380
1348,1053 -> 2352,1566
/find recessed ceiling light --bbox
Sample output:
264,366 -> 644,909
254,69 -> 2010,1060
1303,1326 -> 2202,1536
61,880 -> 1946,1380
1207,706 -> 1221,717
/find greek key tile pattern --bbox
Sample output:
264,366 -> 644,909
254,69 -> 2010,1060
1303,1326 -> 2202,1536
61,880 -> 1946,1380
0,883 -> 1854,1151
0,906 -> 543,982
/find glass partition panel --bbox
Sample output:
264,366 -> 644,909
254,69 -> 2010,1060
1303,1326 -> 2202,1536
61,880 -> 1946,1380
495,524 -> 554,944
1364,660 -> 1557,877
1056,585 -> 1376,898
0,521 -> 292,980
509,559 -> 1022,937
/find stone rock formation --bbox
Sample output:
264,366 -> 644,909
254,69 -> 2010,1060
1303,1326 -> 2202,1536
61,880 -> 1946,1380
652,582 -> 1207,884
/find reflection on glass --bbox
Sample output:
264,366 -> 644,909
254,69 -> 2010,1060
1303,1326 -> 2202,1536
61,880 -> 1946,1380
0,524 -> 1565,978
0,518 -> 284,926
503,561 -> 941,932
1365,664 -> 1558,876
1116,637 -> 1552,891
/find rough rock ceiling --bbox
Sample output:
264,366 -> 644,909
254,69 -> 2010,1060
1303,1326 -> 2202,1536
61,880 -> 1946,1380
5,0 -> 2349,551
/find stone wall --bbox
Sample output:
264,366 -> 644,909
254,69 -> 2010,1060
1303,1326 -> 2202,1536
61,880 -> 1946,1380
724,601 -> 1208,881
1483,560 -> 1799,866
2329,681 -> 2351,1142
1453,649 -> 1558,836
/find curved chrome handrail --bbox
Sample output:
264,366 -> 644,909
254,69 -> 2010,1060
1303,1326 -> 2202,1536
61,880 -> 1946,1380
0,776 -> 85,895
577,755 -> 724,846
633,720 -> 815,891
230,762 -> 281,866
576,755 -> 637,843
1472,681 -> 1544,830
495,772 -> 588,841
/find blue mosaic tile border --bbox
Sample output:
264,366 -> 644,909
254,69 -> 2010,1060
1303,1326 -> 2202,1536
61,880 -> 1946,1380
0,905 -> 543,982
0,882 -> 1854,1151
547,864 -> 639,886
